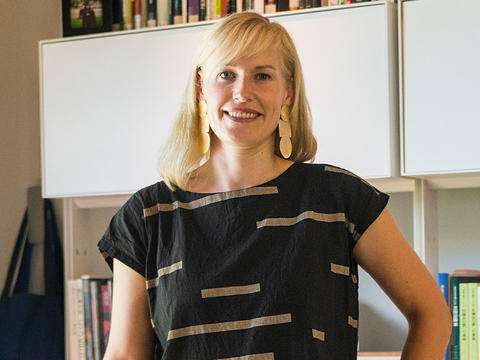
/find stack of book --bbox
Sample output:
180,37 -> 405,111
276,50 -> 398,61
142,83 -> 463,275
68,275 -> 113,360
437,270 -> 480,360
111,0 -> 377,31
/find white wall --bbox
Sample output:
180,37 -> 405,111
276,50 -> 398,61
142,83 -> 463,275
0,1 -> 61,291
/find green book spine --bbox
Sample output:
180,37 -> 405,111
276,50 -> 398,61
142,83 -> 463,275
459,283 -> 468,360
469,283 -> 478,360
451,276 -> 460,360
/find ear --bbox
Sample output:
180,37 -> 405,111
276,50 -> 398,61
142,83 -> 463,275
284,77 -> 294,106
196,68 -> 204,102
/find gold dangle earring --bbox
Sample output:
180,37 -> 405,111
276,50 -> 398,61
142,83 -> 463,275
279,104 -> 292,159
198,100 -> 210,154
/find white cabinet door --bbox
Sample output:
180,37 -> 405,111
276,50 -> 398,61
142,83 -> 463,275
401,0 -> 480,175
281,2 -> 398,179
41,2 -> 397,197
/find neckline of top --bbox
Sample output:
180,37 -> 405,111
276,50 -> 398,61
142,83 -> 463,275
175,161 -> 300,196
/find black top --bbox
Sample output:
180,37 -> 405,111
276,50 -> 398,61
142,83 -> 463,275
98,162 -> 389,360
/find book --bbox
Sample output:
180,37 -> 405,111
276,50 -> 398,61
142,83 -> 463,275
199,0 -> 207,20
147,0 -> 157,27
254,0 -> 264,14
437,273 -> 450,360
459,283 -> 468,360
189,0 -> 200,22
173,0 -> 182,24
68,279 -> 81,360
451,275 -> 480,360
122,0 -> 133,29
468,282 -> 478,360
265,0 -> 276,13
141,0 -> 148,27
82,276 -> 94,360
101,282 -> 112,349
157,0 -> 169,25
112,0 -> 123,30
90,281 -> 102,360
134,0 -> 142,29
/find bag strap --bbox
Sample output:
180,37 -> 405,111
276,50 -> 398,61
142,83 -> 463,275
1,210 -> 29,299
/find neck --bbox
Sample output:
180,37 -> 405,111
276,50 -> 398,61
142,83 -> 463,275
190,139 -> 292,193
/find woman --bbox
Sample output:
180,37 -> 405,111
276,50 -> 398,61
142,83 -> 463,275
99,12 -> 451,359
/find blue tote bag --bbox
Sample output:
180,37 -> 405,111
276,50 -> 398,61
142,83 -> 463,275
0,199 -> 64,360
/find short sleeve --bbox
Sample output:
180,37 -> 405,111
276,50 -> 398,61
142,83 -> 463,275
97,192 -> 148,277
341,172 -> 389,241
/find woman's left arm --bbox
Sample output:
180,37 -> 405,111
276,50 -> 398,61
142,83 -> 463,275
352,208 -> 452,360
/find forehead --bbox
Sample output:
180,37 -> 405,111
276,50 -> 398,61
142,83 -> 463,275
205,46 -> 284,74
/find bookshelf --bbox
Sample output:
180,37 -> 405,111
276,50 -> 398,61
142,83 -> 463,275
40,1 -> 480,359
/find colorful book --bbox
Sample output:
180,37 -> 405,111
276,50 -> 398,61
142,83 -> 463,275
173,0 -> 182,24
141,0 -> 148,27
451,275 -> 480,360
90,280 -> 102,360
101,282 -> 112,349
199,0 -> 207,20
112,0 -> 123,30
134,0 -> 142,29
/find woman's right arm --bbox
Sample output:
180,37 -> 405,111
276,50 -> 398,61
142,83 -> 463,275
103,259 -> 155,360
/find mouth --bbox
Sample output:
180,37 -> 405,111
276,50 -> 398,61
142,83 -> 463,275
223,110 -> 261,123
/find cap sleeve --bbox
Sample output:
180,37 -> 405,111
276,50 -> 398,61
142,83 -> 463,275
97,192 -> 148,277
342,172 -> 389,242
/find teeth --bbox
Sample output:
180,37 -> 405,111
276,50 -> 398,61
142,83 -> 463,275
227,111 -> 258,119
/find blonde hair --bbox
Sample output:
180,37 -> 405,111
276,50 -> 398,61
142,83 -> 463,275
158,12 -> 317,190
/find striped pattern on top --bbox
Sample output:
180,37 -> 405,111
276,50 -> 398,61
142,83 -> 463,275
256,211 -> 345,228
201,283 -> 261,298
348,316 -> 358,328
218,352 -> 274,360
324,165 -> 380,196
167,313 -> 292,340
312,328 -> 326,341
146,261 -> 183,289
143,187 -> 279,217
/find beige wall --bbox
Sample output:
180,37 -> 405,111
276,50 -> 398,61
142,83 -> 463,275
0,1 -> 61,290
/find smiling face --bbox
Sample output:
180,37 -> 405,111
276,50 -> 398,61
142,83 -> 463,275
199,46 -> 293,154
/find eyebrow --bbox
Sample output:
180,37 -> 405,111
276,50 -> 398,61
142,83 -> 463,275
221,64 -> 277,71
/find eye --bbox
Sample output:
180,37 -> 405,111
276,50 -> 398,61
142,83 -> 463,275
256,73 -> 272,81
219,71 -> 235,80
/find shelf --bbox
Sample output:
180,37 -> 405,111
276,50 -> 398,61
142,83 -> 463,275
358,352 -> 401,359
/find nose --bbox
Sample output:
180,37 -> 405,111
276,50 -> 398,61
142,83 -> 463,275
232,77 -> 253,103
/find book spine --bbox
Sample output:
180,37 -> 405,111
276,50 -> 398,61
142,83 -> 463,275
437,273 -> 450,360
459,283 -> 468,360
264,0 -> 276,13
68,280 -> 80,360
182,0 -> 188,23
478,285 -> 480,359
90,280 -> 102,360
469,282 -> 478,360
236,0 -> 243,12
134,0 -> 142,29
82,276 -> 93,360
254,0 -> 264,14
147,0 -> 157,27
157,0 -> 169,25
123,0 -> 133,29
101,283 -> 112,352
141,0 -> 148,27
199,0 -> 206,20
174,0 -> 182,24
112,0 -> 123,30
452,276 -> 460,360
214,0 -> 222,19
289,0 -> 299,11
189,0 -> 200,22
227,0 -> 236,15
